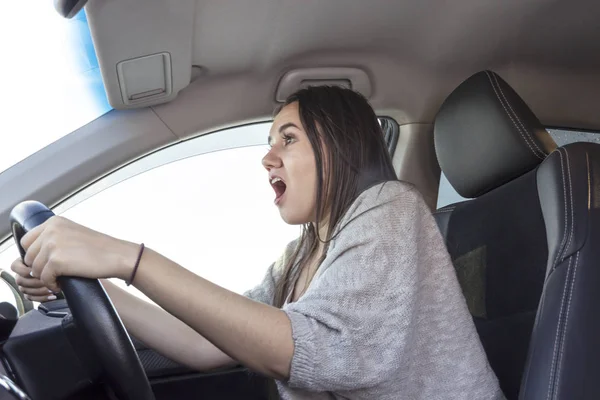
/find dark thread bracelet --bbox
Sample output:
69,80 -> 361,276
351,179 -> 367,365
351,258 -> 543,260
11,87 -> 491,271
126,243 -> 145,286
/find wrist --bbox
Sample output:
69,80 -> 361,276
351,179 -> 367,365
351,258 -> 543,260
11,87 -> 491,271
116,240 -> 143,281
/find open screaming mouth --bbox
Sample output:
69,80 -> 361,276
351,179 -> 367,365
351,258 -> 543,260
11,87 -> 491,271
271,177 -> 287,203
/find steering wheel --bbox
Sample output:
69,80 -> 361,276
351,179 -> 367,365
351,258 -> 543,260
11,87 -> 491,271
10,201 -> 155,400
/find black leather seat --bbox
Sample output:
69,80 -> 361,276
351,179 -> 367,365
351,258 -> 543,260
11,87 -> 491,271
432,70 -> 600,400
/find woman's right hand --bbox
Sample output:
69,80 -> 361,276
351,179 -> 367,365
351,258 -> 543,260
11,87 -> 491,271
10,258 -> 58,302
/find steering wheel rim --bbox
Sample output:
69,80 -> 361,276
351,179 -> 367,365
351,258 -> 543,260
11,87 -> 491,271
60,278 -> 155,400
10,201 -> 155,400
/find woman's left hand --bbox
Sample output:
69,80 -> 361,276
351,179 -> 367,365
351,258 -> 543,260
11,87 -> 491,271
21,216 -> 137,293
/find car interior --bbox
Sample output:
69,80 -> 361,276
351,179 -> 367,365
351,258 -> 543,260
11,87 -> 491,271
0,1 -> 599,399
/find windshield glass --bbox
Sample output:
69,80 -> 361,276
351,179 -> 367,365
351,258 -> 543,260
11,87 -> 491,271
0,3 -> 112,175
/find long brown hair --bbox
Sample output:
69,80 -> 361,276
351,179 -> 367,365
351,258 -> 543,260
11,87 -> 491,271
272,86 -> 398,308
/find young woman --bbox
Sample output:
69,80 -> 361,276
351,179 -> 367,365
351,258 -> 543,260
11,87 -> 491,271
11,86 -> 505,399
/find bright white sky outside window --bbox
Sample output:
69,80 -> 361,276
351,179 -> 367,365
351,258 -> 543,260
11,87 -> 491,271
0,5 -> 300,307
0,3 -> 111,174
60,144 -> 301,303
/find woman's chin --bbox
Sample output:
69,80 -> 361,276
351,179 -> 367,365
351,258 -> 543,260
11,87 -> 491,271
279,209 -> 309,226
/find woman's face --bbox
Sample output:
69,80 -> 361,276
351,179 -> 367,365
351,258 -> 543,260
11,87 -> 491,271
263,102 -> 319,225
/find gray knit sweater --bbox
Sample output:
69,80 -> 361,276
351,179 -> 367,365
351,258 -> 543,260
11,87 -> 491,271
245,181 -> 505,400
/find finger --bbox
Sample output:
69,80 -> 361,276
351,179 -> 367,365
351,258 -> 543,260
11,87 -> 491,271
20,219 -> 49,252
23,230 -> 46,268
15,275 -> 46,289
39,261 -> 61,294
11,259 -> 32,277
40,277 -> 60,294
18,286 -> 54,297
33,247 -> 61,293
24,294 -> 57,303
29,239 -> 52,280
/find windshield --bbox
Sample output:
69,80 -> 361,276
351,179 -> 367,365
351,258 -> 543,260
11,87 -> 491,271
0,3 -> 112,175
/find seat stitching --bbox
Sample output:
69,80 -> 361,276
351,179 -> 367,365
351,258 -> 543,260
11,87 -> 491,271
554,251 -> 580,400
553,149 -> 569,272
485,71 -> 541,159
547,256 -> 573,400
434,208 -> 455,214
562,148 -> 575,259
485,71 -> 544,160
492,72 -> 547,157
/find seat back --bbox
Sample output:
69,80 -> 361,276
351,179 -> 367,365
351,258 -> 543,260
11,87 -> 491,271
519,142 -> 600,400
435,172 -> 548,399
433,71 -> 557,399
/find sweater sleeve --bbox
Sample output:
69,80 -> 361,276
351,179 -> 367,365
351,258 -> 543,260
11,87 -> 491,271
282,186 -> 423,393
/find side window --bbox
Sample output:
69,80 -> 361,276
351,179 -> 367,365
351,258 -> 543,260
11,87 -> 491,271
379,117 -> 400,156
436,129 -> 600,209
0,123 -> 301,304
0,117 -> 399,304
437,172 -> 468,209
546,129 -> 600,146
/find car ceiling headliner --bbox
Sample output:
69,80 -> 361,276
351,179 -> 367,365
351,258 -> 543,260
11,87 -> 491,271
87,0 -> 600,135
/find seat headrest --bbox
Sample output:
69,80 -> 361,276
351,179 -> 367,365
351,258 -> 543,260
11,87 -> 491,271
434,70 -> 557,198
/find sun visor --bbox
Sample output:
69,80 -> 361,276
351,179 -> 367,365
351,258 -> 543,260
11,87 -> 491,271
85,0 -> 195,109
117,53 -> 173,106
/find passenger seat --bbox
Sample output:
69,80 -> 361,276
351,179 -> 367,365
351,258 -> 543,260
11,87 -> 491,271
433,71 -> 600,400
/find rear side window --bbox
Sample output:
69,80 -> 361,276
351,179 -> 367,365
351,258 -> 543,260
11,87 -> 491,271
436,129 -> 600,209
380,117 -> 399,157
547,129 -> 600,146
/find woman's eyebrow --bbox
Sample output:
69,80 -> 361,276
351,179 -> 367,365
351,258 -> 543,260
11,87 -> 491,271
278,122 -> 299,133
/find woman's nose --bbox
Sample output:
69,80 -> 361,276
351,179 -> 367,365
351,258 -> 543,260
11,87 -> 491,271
262,148 -> 282,170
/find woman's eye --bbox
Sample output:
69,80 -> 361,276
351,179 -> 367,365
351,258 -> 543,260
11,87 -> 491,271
283,135 -> 295,146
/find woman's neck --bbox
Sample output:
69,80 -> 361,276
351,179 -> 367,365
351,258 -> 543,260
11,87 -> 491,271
316,215 -> 330,241
318,224 -> 328,241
